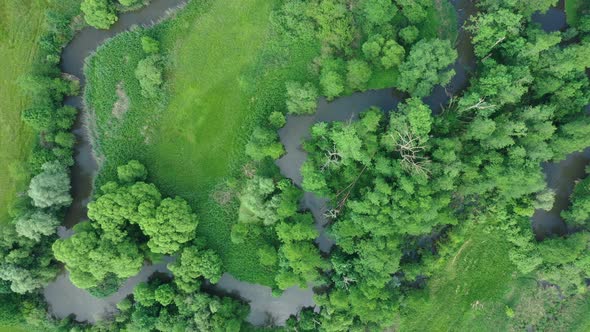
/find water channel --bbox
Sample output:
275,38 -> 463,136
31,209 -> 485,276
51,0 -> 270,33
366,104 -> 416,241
44,0 -> 585,326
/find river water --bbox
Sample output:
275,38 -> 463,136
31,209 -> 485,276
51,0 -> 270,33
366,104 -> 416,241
45,0 -> 583,326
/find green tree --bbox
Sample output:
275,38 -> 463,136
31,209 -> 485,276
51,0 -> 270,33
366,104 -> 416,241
81,0 -> 118,29
117,160 -> 148,183
245,127 -> 284,161
169,246 -> 223,292
346,59 -> 372,91
135,55 -> 163,98
467,10 -> 523,58
321,70 -> 345,100
397,39 -> 457,97
13,210 -> 60,241
381,40 -> 405,69
52,223 -> 143,289
286,81 -> 318,115
27,161 -> 72,208
138,197 -> 198,254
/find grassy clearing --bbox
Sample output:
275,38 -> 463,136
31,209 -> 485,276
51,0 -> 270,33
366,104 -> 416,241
0,2 -> 45,225
86,0 -> 319,286
399,226 -> 535,331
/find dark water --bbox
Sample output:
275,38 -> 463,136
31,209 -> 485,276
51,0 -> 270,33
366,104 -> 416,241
533,149 -> 590,240
48,0 -> 579,326
532,0 -> 567,33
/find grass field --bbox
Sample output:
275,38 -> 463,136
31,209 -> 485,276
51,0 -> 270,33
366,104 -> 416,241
86,0 -> 319,286
0,2 -> 44,225
399,226 -> 536,331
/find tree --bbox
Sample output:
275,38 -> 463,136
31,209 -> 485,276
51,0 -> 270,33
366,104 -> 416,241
135,55 -> 163,98
269,111 -> 286,129
245,127 -> 284,161
399,26 -> 419,45
397,39 -> 457,97
286,81 -> 318,115
54,131 -> 75,148
81,0 -> 118,29
381,40 -> 405,69
27,161 -> 72,208
346,60 -> 372,91
361,0 -> 397,27
138,197 -> 198,254
52,223 -> 144,289
117,159 -> 147,183
169,246 -> 223,292
21,106 -> 53,131
155,284 -> 175,306
13,210 -> 60,241
321,70 -> 345,101
467,10 -> 523,58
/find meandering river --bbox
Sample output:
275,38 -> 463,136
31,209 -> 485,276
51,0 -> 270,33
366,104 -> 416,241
45,0 -> 584,326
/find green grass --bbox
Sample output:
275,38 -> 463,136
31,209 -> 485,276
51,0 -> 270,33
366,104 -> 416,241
0,2 -> 44,225
86,0 -> 319,286
399,227 -> 536,331
566,0 -> 589,26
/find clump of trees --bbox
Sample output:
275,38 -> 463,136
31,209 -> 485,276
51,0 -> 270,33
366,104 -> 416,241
232,175 -> 327,291
53,161 -> 201,292
112,275 -> 249,331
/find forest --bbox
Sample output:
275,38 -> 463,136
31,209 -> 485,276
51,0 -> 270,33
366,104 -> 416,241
1,0 -> 590,331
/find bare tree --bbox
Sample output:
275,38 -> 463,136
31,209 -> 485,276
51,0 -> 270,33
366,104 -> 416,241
391,129 -> 431,177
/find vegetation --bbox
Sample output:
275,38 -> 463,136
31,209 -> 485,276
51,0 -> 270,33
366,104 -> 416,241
5,0 -> 590,331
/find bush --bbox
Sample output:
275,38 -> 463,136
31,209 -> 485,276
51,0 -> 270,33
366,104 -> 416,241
346,59 -> 372,91
285,81 -> 318,115
119,0 -> 140,6
81,0 -> 118,30
320,70 -> 344,100
141,36 -> 160,54
27,161 -> 72,208
135,55 -> 163,98
268,111 -> 286,129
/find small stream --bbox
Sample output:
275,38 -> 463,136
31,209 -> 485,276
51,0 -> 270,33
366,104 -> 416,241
45,0 -> 583,326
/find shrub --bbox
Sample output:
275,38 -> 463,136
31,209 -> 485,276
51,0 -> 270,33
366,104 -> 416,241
27,161 -> 72,209
285,81 -> 318,115
135,55 -> 163,98
81,0 -> 118,30
141,36 -> 160,53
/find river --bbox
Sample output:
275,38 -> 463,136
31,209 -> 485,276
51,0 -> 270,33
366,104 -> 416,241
45,0 -> 581,327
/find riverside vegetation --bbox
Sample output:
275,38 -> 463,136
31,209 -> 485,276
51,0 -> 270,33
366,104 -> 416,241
2,0 -> 590,331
